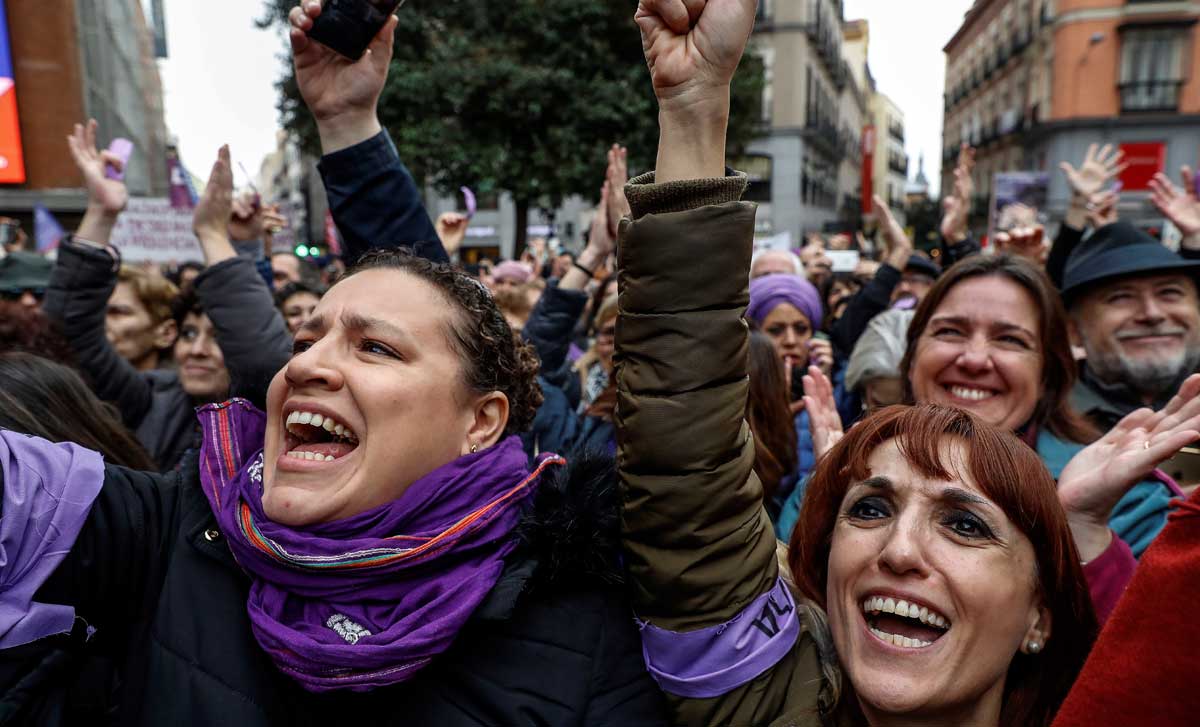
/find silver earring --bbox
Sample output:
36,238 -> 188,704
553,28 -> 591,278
1027,641 -> 1041,654
470,444 -> 479,454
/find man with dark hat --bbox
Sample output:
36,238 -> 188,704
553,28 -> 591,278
1062,220 -> 1200,431
0,251 -> 52,310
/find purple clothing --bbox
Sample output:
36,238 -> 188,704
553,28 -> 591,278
637,577 -> 800,698
0,432 -> 104,648
747,274 -> 823,330
197,399 -> 564,693
1084,535 -> 1136,624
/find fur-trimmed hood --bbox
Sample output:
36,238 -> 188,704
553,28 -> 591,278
474,448 -> 624,621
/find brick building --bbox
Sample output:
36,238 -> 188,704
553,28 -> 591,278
942,0 -> 1199,230
0,0 -> 168,229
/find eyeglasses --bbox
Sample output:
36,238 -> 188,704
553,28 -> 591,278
0,288 -> 44,302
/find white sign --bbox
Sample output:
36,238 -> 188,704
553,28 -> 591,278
110,198 -> 203,263
753,231 -> 793,253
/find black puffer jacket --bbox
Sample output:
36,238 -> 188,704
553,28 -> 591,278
0,451 -> 667,727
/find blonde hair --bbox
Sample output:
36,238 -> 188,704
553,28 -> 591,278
117,266 -> 179,325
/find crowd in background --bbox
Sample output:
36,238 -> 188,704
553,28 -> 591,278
0,1 -> 1198,725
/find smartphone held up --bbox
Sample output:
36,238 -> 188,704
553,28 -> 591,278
308,0 -> 407,60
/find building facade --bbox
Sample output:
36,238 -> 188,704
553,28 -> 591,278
943,0 -> 1200,232
871,92 -> 909,215
748,0 -> 866,244
0,0 -> 168,229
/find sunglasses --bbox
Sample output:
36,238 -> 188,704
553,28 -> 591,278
0,288 -> 45,302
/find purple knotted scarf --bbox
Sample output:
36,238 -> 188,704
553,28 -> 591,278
197,399 -> 562,692
0,432 -> 104,648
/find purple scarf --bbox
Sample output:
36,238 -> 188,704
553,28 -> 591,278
0,432 -> 104,648
197,399 -> 562,693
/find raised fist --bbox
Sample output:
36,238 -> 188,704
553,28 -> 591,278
635,0 -> 758,109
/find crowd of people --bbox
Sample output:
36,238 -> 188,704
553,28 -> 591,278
0,0 -> 1198,725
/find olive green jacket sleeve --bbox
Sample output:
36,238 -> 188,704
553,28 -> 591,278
616,172 -> 833,727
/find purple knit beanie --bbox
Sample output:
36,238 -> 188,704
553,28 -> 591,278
747,273 -> 824,328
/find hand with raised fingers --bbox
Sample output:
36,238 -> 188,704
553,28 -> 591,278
874,194 -> 913,269
802,366 -> 845,461
808,337 -> 834,379
193,146 -> 237,263
1086,189 -> 1120,229
435,212 -> 470,256
1060,143 -> 1127,202
1058,374 -> 1200,560
606,145 -> 631,237
67,119 -> 128,216
289,0 -> 397,151
1150,167 -> 1200,239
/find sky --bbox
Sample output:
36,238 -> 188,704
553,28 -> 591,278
159,0 -> 974,196
843,0 -> 975,196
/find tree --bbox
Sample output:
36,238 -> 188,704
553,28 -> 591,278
259,0 -> 765,251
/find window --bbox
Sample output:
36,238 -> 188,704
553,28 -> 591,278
1120,27 -> 1188,112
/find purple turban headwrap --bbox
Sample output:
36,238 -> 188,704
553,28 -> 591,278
747,273 -> 824,328
492,261 -> 534,284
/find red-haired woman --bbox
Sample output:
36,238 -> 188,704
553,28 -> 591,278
615,2 -> 1196,724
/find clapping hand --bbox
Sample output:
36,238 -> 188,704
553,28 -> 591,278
67,120 -> 128,216
874,194 -> 914,270
1058,374 -> 1200,561
800,366 -> 845,460
1150,166 -> 1200,248
289,1 -> 396,150
193,146 -> 236,260
606,145 -> 631,238
940,144 -> 975,243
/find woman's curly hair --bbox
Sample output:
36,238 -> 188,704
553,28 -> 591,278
342,250 -> 543,437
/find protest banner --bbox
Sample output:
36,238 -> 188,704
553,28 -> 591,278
110,197 -> 203,263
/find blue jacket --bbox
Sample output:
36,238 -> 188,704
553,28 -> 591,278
775,426 -> 1175,556
1036,430 -> 1173,558
316,131 -> 447,265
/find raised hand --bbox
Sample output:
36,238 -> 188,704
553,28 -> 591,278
873,194 -> 913,269
637,0 -> 757,182
994,224 -> 1047,265
193,146 -> 237,264
606,144 -> 631,237
940,144 -> 975,243
435,212 -> 470,257
289,1 -> 397,151
1060,143 -> 1127,201
635,0 -> 758,107
1149,167 -> 1200,239
1058,374 -> 1200,561
802,366 -> 845,460
67,120 -> 129,216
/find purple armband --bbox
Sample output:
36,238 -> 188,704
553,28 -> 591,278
0,432 -> 104,648
638,577 -> 801,699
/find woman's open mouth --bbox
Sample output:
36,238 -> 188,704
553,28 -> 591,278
943,384 -> 999,404
282,409 -> 360,464
861,595 -> 951,650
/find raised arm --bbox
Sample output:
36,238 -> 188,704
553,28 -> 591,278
617,2 -> 826,724
190,146 -> 293,408
288,3 -> 444,265
43,121 -> 153,428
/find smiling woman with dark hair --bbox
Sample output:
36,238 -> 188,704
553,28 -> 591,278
0,6 -> 668,725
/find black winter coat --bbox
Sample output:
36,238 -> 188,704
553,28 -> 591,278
0,452 -> 668,727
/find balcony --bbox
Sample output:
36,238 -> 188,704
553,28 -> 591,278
889,122 -> 905,143
1120,81 -> 1182,113
888,153 -> 909,175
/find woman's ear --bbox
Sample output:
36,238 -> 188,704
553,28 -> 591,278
463,391 -> 510,455
1020,602 -> 1052,655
